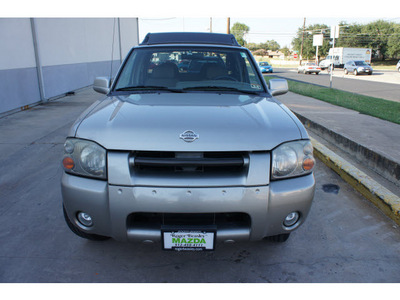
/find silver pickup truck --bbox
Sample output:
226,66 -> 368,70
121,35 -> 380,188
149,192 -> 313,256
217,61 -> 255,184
61,32 -> 315,251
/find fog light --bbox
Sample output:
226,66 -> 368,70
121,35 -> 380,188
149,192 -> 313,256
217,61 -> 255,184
77,212 -> 93,227
284,212 -> 299,227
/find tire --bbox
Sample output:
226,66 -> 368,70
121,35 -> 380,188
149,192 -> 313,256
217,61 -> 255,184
266,233 -> 291,242
63,206 -> 110,241
353,69 -> 358,76
344,69 -> 348,75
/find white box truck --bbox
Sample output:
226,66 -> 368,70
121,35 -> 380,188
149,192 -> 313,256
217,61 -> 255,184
320,48 -> 372,69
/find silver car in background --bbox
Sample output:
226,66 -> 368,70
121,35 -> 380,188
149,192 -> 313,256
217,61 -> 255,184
61,32 -> 316,251
344,60 -> 373,75
297,62 -> 321,75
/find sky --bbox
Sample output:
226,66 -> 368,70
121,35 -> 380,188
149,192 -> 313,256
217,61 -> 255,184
3,0 -> 400,49
138,17 -> 397,49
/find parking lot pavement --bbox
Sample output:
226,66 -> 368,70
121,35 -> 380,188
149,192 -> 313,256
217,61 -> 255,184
1,87 -> 400,283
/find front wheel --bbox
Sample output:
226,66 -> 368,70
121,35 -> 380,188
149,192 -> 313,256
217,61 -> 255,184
353,69 -> 358,76
63,206 -> 110,241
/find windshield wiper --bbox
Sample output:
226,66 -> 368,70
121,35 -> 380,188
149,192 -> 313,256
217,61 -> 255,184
182,86 -> 261,95
114,86 -> 184,93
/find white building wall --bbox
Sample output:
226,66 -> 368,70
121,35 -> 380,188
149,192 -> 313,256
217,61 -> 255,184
0,17 -> 139,115
0,18 -> 41,113
0,18 -> 36,69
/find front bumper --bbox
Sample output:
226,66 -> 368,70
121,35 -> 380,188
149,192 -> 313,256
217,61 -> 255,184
357,68 -> 373,74
61,172 -> 315,243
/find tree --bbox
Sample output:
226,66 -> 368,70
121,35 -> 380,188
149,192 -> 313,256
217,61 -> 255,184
336,22 -> 364,48
231,22 -> 250,46
292,24 -> 330,60
281,46 -> 291,57
291,20 -> 400,61
247,40 -> 281,51
362,20 -> 396,60
387,25 -> 400,58
263,40 -> 280,51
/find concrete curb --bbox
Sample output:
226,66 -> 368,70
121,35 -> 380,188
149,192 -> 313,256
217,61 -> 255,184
311,137 -> 400,226
294,113 -> 400,186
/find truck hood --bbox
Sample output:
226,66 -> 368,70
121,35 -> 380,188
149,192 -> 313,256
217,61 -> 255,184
73,93 -> 304,151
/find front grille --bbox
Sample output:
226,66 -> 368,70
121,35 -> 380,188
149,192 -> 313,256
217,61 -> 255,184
130,151 -> 249,174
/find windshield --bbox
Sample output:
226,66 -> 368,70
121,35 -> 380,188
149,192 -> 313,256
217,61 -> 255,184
259,62 -> 269,66
355,61 -> 368,66
114,47 -> 265,94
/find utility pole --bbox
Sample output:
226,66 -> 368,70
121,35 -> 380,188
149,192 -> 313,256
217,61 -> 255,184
210,17 -> 212,33
300,17 -> 306,65
227,17 -> 230,34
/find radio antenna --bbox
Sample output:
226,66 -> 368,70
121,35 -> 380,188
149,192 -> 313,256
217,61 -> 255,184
109,18 -> 116,82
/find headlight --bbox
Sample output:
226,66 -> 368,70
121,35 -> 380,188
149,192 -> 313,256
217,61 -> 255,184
62,138 -> 107,179
272,140 -> 315,180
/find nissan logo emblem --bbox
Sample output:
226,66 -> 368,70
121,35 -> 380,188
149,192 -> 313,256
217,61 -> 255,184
180,130 -> 199,142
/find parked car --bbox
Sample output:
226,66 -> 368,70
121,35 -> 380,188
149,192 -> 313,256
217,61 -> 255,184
258,61 -> 273,73
298,62 -> 321,74
61,32 -> 316,250
396,60 -> 400,72
344,60 -> 373,75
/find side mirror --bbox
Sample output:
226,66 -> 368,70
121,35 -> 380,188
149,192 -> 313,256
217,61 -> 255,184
93,77 -> 111,94
268,78 -> 288,96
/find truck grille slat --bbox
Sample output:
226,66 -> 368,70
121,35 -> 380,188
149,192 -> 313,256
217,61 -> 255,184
130,151 -> 249,173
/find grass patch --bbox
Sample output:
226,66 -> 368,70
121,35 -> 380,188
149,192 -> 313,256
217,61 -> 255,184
371,59 -> 399,70
264,75 -> 400,125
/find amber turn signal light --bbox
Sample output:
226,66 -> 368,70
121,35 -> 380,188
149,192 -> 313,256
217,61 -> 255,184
302,157 -> 315,171
63,157 -> 75,170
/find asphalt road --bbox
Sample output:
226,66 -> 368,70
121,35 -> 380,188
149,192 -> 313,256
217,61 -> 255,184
270,68 -> 400,102
1,88 -> 400,283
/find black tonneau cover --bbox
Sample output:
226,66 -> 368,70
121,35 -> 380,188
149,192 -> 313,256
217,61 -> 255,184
140,32 -> 240,47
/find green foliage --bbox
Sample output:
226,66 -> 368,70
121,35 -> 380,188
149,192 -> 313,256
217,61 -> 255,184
291,24 -> 330,60
247,40 -> 281,51
231,22 -> 250,46
264,75 -> 400,124
281,46 -> 291,57
292,20 -> 400,60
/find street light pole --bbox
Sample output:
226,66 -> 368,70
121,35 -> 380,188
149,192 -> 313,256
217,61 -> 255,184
330,26 -> 336,89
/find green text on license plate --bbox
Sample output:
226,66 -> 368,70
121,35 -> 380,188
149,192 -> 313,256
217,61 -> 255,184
163,230 -> 215,251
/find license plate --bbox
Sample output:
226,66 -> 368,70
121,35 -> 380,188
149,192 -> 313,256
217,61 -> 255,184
162,228 -> 216,251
